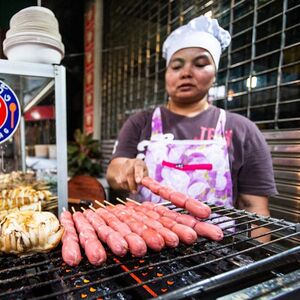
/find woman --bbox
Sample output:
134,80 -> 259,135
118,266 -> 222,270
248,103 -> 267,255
106,16 -> 276,238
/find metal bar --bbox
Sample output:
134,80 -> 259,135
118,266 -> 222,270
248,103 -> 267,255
0,59 -> 55,78
23,80 -> 54,112
54,65 -> 68,215
153,245 -> 300,300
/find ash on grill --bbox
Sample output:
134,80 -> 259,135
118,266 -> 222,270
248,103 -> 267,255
0,204 -> 299,300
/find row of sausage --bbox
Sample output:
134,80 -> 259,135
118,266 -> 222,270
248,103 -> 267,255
60,200 -> 223,266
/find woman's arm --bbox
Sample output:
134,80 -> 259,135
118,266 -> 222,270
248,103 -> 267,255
106,157 -> 148,193
238,194 -> 271,243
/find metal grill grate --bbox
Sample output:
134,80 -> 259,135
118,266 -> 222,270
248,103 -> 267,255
0,205 -> 299,300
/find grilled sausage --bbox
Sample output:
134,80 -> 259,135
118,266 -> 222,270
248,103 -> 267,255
124,232 -> 147,257
175,214 -> 197,228
126,221 -> 148,236
184,198 -> 211,219
193,222 -> 224,241
141,228 -> 165,251
171,224 -> 197,245
84,238 -> 107,265
84,209 -> 130,256
106,231 -> 128,257
153,205 -> 169,214
141,202 -> 156,209
62,238 -> 82,266
95,224 -> 115,243
121,205 -> 180,248
157,227 -> 179,248
72,212 -> 107,265
169,192 -> 187,208
162,210 -> 178,220
60,211 -> 82,266
158,216 -> 177,229
158,186 -> 174,200
106,219 -> 132,237
140,176 -> 155,188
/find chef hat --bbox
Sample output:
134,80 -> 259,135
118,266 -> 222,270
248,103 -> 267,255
162,15 -> 231,69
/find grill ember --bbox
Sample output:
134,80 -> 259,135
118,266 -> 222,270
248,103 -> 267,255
0,205 -> 299,300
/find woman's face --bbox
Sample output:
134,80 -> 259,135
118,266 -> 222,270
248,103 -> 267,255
165,47 -> 216,104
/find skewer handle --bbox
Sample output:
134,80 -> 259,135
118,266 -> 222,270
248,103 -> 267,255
126,197 -> 141,205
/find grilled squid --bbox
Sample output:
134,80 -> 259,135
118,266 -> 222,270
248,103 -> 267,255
0,211 -> 63,254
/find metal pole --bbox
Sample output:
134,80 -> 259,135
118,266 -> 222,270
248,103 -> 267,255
54,65 -> 68,215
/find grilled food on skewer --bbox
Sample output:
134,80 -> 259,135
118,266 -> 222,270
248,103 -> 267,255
0,211 -> 63,254
0,186 -> 53,210
0,202 -> 43,222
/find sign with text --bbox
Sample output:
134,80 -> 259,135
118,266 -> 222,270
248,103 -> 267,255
0,80 -> 21,144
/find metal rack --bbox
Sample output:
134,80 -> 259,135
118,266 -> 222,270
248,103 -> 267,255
0,59 -> 68,215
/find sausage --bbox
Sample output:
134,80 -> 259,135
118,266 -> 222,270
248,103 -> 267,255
153,205 -> 169,214
162,210 -> 178,220
158,186 -> 174,200
124,232 -> 147,257
193,222 -> 224,241
142,217 -> 164,230
125,201 -> 137,208
127,221 -> 148,236
72,212 -> 107,265
141,202 -> 156,209
105,207 -> 148,257
175,214 -> 197,228
60,211 -> 82,266
157,227 -> 179,248
106,231 -> 128,257
105,219 -> 131,236
141,228 -> 165,251
159,216 -> 177,229
148,182 -> 161,194
83,209 -> 106,228
169,192 -> 188,208
141,176 -> 156,188
184,198 -> 211,219
94,224 -> 115,243
171,224 -> 197,245
84,238 -> 107,265
145,210 -> 161,220
62,238 -> 82,266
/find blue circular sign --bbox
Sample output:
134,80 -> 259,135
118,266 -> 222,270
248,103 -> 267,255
0,80 -> 21,144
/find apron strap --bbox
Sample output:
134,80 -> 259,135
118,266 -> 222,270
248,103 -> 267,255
150,107 -> 163,138
214,108 -> 226,138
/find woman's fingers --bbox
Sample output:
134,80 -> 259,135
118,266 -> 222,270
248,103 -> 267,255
134,159 -> 148,183
121,159 -> 148,193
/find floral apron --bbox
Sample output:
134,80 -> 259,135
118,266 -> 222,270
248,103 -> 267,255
134,107 -> 233,208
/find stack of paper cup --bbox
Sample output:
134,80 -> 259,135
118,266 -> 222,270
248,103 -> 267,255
3,6 -> 65,64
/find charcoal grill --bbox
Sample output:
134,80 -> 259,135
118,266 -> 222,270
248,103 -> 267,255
0,204 -> 299,300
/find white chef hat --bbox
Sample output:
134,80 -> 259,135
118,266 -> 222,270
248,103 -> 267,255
162,15 -> 231,69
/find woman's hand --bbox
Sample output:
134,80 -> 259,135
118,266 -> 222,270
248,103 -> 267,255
106,157 -> 148,193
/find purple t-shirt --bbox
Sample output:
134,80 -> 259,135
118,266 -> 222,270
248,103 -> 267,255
112,105 -> 277,205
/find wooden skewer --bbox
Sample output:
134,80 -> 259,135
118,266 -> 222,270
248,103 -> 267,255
89,205 -> 97,211
98,202 -> 106,208
71,206 -> 76,213
62,207 -> 66,212
104,200 -> 114,207
95,200 -> 102,206
81,206 -> 86,211
126,197 -> 141,205
116,197 -> 126,204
